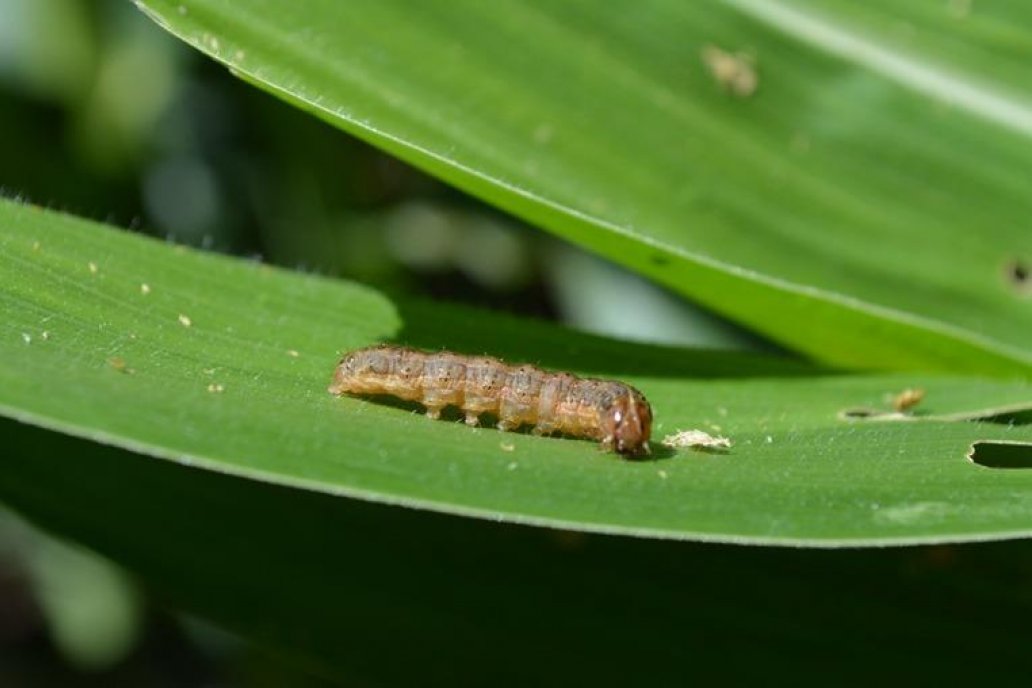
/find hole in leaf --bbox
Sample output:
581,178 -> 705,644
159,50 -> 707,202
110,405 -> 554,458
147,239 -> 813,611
649,253 -> 671,267
968,442 -> 1032,469
1004,259 -> 1030,294
840,392 -> 1032,425
977,409 -> 1032,427
839,407 -> 924,422
839,387 -> 930,421
839,408 -> 880,420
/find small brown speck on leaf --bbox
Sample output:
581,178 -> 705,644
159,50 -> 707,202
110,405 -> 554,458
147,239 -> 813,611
702,44 -> 758,97
891,388 -> 925,413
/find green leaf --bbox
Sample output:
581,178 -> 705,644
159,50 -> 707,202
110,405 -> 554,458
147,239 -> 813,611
6,423 -> 1032,684
133,0 -> 1032,375
3,200 -> 1032,546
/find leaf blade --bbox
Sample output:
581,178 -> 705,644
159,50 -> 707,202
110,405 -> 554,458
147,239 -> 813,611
135,0 -> 1032,374
3,200 -> 1032,545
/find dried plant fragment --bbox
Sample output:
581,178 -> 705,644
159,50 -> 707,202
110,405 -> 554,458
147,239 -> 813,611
662,429 -> 732,451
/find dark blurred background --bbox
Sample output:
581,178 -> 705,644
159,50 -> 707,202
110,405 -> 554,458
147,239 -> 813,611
1,0 -> 762,350
0,1 -> 777,684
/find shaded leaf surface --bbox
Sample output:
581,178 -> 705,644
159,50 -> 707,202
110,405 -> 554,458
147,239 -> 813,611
5,422 -> 1032,684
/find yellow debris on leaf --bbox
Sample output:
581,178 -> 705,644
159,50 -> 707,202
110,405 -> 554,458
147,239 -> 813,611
662,429 -> 733,450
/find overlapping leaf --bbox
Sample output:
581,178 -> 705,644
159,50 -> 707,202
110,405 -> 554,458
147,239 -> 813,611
135,0 -> 1032,374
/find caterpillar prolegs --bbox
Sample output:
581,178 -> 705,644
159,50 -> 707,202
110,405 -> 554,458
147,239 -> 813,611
329,345 -> 653,456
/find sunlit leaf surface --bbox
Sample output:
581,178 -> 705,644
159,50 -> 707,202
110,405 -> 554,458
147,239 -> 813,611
2,201 -> 1031,546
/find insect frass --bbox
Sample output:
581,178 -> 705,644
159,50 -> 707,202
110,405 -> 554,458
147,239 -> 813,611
329,345 -> 652,456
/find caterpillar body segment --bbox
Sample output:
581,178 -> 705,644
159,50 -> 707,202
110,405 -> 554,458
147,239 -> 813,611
329,345 -> 652,456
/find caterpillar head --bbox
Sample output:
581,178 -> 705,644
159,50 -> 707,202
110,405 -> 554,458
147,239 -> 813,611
604,390 -> 653,457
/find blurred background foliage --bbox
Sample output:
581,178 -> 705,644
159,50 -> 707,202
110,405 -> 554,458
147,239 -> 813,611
0,0 -> 758,350
0,0 -> 762,683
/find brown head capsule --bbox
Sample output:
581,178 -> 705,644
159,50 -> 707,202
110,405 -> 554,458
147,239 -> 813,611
329,345 -> 653,457
600,389 -> 653,456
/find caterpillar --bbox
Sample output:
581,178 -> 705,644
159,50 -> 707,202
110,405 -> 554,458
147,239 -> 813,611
328,345 -> 653,456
